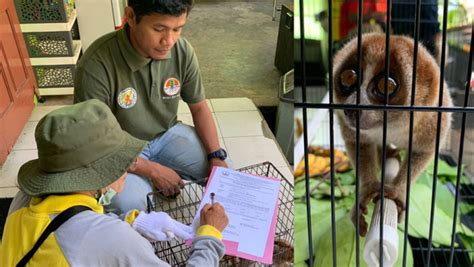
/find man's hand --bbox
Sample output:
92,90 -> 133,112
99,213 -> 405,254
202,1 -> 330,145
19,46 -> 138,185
200,203 -> 229,232
128,157 -> 184,196
150,164 -> 184,196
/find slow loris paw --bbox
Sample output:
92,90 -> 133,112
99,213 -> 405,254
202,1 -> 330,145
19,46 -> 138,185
350,182 -> 379,236
351,204 -> 369,236
373,185 -> 406,223
352,181 -> 406,235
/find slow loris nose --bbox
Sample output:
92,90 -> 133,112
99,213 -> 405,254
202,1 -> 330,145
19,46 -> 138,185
344,109 -> 360,120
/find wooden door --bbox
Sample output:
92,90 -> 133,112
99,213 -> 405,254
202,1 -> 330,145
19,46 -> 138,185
0,0 -> 36,164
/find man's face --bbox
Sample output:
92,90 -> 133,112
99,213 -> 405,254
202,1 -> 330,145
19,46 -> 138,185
127,8 -> 187,60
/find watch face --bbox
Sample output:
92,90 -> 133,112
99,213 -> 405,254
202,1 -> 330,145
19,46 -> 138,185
214,149 -> 226,160
218,149 -> 227,160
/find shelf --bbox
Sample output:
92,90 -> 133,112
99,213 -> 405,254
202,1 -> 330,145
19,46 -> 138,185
30,41 -> 81,66
39,87 -> 74,96
20,10 -> 77,33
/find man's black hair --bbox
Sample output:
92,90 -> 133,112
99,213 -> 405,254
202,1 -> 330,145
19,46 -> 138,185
128,0 -> 193,23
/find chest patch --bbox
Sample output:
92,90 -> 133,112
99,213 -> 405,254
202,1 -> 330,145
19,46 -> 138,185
117,87 -> 137,109
163,77 -> 181,98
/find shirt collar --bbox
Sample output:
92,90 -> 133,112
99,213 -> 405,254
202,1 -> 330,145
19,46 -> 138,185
117,24 -> 171,72
29,194 -> 104,214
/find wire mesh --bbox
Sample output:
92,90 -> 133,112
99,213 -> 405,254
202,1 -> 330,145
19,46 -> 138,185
409,236 -> 473,267
146,162 -> 294,266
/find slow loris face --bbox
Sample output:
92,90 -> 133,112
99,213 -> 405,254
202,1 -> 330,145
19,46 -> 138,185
332,33 -> 453,236
333,33 -> 443,130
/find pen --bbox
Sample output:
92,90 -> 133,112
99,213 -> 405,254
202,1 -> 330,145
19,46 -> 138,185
210,192 -> 215,205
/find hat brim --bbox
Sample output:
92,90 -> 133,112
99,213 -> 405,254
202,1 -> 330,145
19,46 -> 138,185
18,132 -> 146,197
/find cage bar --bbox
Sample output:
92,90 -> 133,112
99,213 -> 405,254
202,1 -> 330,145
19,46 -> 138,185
355,0 -> 364,265
296,0 -> 473,266
379,1 -> 394,265
298,0 -> 315,266
448,23 -> 474,267
426,0 -> 451,264
326,0 -> 338,266
403,0 -> 423,266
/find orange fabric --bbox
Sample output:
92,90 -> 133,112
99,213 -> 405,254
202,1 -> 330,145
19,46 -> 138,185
339,0 -> 387,39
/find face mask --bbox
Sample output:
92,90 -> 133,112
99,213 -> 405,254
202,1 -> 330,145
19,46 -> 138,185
98,187 -> 117,206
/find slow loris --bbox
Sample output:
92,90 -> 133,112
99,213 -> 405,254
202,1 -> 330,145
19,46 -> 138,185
333,33 -> 452,236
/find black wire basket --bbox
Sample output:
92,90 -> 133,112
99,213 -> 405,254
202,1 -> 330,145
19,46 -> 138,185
146,162 -> 294,266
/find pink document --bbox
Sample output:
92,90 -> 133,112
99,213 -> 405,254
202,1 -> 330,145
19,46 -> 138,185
190,167 -> 281,265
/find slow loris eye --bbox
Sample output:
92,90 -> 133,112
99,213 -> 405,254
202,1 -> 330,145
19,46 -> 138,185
339,69 -> 358,93
374,76 -> 399,98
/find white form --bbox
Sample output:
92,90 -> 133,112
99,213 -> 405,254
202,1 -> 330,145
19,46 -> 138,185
193,167 -> 281,258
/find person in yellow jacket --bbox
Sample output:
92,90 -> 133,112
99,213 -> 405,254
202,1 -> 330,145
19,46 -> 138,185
0,99 -> 228,266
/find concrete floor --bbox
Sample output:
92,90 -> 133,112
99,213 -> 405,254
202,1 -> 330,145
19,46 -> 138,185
184,1 -> 288,106
39,1 -> 291,107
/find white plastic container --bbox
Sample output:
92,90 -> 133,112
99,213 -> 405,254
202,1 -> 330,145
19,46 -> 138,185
364,198 -> 399,267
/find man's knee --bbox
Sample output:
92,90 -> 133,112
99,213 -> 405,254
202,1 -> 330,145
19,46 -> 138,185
153,123 -> 208,179
167,123 -> 202,142
106,173 -> 153,215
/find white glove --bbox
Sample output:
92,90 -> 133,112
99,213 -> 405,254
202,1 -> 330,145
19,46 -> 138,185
133,211 -> 194,241
190,215 -> 201,233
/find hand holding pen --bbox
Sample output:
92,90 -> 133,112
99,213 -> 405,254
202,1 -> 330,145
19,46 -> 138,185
200,192 -> 229,232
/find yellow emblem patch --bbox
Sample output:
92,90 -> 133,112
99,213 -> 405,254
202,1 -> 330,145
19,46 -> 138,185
117,87 -> 137,109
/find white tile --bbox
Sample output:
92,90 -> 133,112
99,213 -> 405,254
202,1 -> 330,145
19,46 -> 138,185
218,138 -> 226,150
178,99 -> 213,114
177,113 -> 194,126
177,113 -> 221,137
12,122 -> 38,151
210,97 -> 257,112
178,100 -> 191,114
29,105 -> 66,121
0,187 -> 19,198
215,111 -> 263,137
0,150 -> 38,187
225,136 -> 288,169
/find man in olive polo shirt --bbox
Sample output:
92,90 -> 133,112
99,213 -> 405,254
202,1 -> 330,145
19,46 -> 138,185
74,0 -> 228,215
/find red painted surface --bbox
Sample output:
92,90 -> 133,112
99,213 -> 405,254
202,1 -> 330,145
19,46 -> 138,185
115,16 -> 127,30
0,0 -> 36,164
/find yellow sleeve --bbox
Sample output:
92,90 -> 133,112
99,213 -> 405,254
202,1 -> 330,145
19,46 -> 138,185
196,225 -> 222,240
124,209 -> 140,225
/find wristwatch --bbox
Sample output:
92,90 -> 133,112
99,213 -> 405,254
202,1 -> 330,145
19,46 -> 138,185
207,148 -> 227,161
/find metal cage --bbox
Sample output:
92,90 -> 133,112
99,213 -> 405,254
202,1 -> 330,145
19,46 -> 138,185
295,0 -> 473,266
146,162 -> 294,266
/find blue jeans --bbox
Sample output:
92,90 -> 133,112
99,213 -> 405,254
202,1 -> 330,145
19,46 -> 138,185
107,123 -> 225,215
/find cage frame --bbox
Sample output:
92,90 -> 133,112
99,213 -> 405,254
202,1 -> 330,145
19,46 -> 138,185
146,161 -> 294,266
